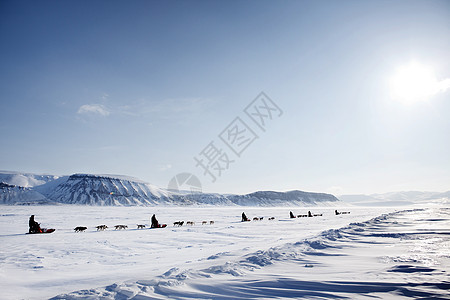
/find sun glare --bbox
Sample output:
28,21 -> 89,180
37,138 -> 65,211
389,62 -> 439,104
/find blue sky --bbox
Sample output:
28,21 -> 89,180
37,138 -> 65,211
1,0 -> 449,195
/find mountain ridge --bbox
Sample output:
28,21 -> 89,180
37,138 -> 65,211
338,191 -> 450,206
0,171 -> 340,206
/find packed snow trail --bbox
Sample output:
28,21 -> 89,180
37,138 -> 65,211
50,207 -> 450,299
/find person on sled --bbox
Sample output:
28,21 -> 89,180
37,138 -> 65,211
29,215 -> 42,233
241,212 -> 250,222
290,211 -> 296,218
151,214 -> 159,228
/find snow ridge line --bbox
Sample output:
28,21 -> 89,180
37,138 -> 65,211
51,208 -> 425,299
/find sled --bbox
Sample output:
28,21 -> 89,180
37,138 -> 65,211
27,228 -> 55,234
150,224 -> 167,229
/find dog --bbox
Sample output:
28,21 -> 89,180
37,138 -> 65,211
74,226 -> 87,232
253,217 -> 263,221
114,225 -> 128,230
96,225 -> 108,231
209,221 -> 215,225
173,221 -> 184,227
202,221 -> 207,225
268,217 -> 275,220
335,210 -> 350,215
137,224 -> 146,229
186,221 -> 195,226
297,214 -> 308,218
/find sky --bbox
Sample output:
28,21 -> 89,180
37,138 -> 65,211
0,0 -> 449,195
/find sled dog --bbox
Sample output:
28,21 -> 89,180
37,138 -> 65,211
74,226 -> 87,232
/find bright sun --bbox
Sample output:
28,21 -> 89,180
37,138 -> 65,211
389,62 -> 440,104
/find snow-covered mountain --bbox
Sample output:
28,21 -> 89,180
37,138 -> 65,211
3,171 -> 448,207
339,191 -> 450,206
228,190 -> 338,206
37,173 -> 339,206
38,174 -> 173,206
0,171 -> 340,206
0,182 -> 53,205
0,170 -> 59,188
166,190 -> 339,206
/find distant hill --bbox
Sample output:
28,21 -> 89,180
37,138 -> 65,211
0,171 -> 340,206
338,191 -> 450,206
0,170 -> 59,188
0,182 -> 53,205
228,190 -> 339,206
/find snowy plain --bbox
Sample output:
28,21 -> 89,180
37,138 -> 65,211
0,205 -> 449,299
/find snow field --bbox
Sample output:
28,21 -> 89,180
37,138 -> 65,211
1,205 -> 449,299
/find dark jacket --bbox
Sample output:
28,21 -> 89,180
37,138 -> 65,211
29,215 -> 40,233
151,214 -> 159,228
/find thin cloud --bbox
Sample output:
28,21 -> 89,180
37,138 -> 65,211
77,104 -> 110,116
76,97 -> 213,121
118,97 -> 214,117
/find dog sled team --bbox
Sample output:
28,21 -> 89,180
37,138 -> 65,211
29,209 -> 351,234
289,210 -> 322,218
241,212 -> 272,222
242,209 -> 351,222
173,220 -> 214,226
335,209 -> 350,215
72,209 -> 352,231
243,210 -> 325,222
71,214 -> 214,232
